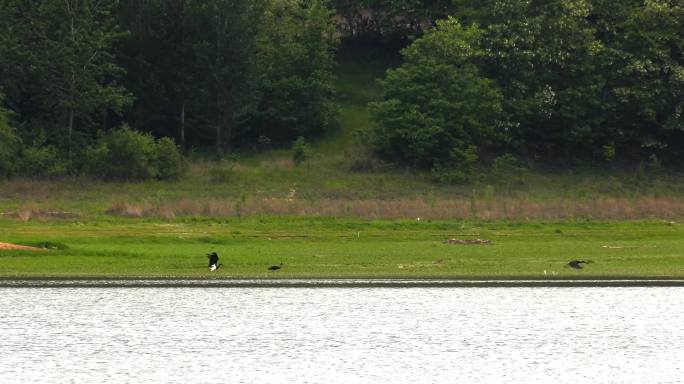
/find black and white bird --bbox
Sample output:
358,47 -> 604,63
567,260 -> 588,269
268,263 -> 283,271
207,252 -> 221,271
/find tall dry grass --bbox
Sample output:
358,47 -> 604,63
102,196 -> 684,220
1,201 -> 80,222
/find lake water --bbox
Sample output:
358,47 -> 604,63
1,285 -> 683,383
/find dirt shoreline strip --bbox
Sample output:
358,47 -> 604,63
0,242 -> 43,251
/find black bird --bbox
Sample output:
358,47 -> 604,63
207,252 -> 220,271
567,260 -> 588,269
268,263 -> 283,271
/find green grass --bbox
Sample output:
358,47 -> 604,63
2,53 -> 684,279
1,218 -> 683,279
3,55 -> 684,220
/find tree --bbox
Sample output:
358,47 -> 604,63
592,0 -> 684,163
459,0 -> 605,161
369,18 -> 502,169
250,0 -> 338,145
192,0 -> 263,154
0,0 -> 132,163
331,0 -> 455,43
116,0 -> 198,150
0,95 -> 20,178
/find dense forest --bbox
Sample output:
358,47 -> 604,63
0,0 -> 682,180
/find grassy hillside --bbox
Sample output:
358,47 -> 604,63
2,52 -> 684,279
2,51 -> 684,224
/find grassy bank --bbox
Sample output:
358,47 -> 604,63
2,54 -> 684,280
3,166 -> 684,221
3,52 -> 684,222
1,218 -> 683,279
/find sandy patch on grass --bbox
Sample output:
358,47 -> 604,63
0,242 -> 43,251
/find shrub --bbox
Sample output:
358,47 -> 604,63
155,137 -> 184,180
432,146 -> 479,184
17,145 -> 68,178
491,153 -> 528,185
84,125 -> 183,180
369,19 -> 502,169
292,136 -> 312,167
0,109 -> 19,178
208,162 -> 236,183
347,153 -> 393,173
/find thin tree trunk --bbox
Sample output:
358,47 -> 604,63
180,101 -> 185,150
216,105 -> 222,155
67,107 -> 74,164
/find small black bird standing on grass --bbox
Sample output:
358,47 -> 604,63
268,263 -> 283,271
207,252 -> 221,271
567,260 -> 589,269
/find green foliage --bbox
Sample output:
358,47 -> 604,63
251,0 -> 338,144
85,126 -> 157,180
84,125 -> 183,180
17,145 -> 68,178
602,145 -> 616,163
431,145 -> 478,184
331,0 -> 456,43
155,137 -> 185,181
0,103 -> 19,178
1,0 -> 682,173
0,0 -> 132,144
468,0 -> 605,160
490,153 -> 528,185
370,18 -> 502,168
292,136 -> 313,167
115,0 -> 338,150
208,161 -> 236,184
370,1 -> 684,168
593,0 -> 684,162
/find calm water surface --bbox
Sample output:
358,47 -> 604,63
1,287 -> 683,383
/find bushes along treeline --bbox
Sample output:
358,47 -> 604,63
0,0 -> 337,179
0,0 -> 683,181
370,0 -> 684,176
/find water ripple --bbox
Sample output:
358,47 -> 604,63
0,287 -> 683,383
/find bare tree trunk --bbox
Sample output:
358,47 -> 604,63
180,101 -> 185,150
216,105 -> 222,155
67,106 -> 74,164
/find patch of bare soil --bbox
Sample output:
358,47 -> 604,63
0,242 -> 44,251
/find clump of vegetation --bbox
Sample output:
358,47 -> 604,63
370,2 -> 684,168
155,137 -> 185,180
208,162 -> 237,183
432,145 -> 479,184
346,152 -> 392,173
292,137 -> 313,167
369,19 -> 501,170
17,144 -> 68,178
84,125 -> 183,181
490,154 -> 528,185
0,103 -> 19,178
